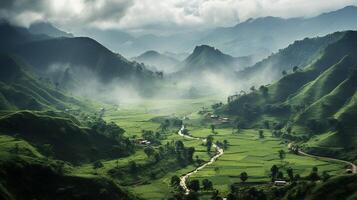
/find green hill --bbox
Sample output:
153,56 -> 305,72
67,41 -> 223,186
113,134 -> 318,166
282,174 -> 357,200
237,32 -> 346,85
222,31 -> 357,161
0,54 -> 86,111
0,110 -> 134,164
176,45 -> 251,76
0,135 -> 136,200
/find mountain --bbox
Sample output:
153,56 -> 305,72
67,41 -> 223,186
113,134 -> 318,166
237,31 -> 346,87
132,50 -> 180,73
0,54 -> 86,111
176,45 -> 251,75
163,51 -> 190,61
84,6 -> 357,59
200,5 -> 357,57
29,22 -> 73,38
220,31 -> 357,161
0,22 -> 160,98
13,37 -> 154,82
0,22 -> 48,52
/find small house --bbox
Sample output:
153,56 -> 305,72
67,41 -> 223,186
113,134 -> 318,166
274,180 -> 287,186
137,139 -> 151,145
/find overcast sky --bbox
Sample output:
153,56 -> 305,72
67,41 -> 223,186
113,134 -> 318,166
1,0 -> 357,34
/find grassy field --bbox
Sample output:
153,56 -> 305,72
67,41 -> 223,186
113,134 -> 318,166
74,96 -> 346,200
187,128 -> 346,195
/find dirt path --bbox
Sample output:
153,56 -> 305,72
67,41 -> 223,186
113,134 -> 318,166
288,143 -> 357,174
178,125 -> 224,194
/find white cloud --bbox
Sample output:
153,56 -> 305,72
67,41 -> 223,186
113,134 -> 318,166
1,0 -> 357,32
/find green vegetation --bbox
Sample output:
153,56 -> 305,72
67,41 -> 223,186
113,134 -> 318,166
222,31 -> 357,161
0,20 -> 356,200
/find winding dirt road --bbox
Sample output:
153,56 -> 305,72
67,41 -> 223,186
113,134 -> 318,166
178,125 -> 224,194
288,143 -> 357,174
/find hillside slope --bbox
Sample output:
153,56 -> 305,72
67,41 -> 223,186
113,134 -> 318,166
221,31 -> 357,161
0,135 -> 137,200
0,55 -> 86,111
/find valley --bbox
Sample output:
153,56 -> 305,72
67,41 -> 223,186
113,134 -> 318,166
70,97 -> 347,199
1,3 -> 357,200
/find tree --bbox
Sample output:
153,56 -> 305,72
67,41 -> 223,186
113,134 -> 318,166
41,143 -> 54,157
223,140 -> 229,150
322,171 -> 331,182
210,124 -> 215,133
175,140 -> 185,152
277,171 -> 284,180
287,167 -> 294,181
264,120 -> 270,129
93,160 -> 103,173
278,150 -> 286,162
160,119 -> 170,132
206,135 -> 214,152
186,192 -> 199,200
202,179 -> 213,190
259,130 -> 264,139
250,86 -> 256,92
294,174 -> 301,181
171,175 -> 180,187
188,179 -> 200,192
282,70 -> 287,76
129,161 -> 138,174
240,172 -> 248,183
259,85 -> 269,97
182,128 -> 189,135
293,66 -> 299,73
144,146 -> 155,158
271,165 -> 279,181
286,127 -> 292,134
309,167 -> 320,181
187,147 -> 195,163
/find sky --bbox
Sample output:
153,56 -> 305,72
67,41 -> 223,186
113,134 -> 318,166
1,0 -> 357,34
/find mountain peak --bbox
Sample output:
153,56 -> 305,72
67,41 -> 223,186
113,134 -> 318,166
192,45 -> 223,56
140,50 -> 160,57
29,22 -> 73,38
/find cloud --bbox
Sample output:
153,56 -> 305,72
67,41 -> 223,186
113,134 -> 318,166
1,0 -> 357,32
0,0 -> 133,28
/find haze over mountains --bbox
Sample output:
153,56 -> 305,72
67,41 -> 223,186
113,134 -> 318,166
77,5 -> 357,59
1,2 -> 357,200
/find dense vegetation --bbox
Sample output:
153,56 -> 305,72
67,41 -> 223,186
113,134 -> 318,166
221,31 -> 357,161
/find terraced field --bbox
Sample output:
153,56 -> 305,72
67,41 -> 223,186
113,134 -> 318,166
188,128 -> 346,194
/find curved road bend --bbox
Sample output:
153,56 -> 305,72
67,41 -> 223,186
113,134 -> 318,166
178,125 -> 224,194
288,143 -> 357,174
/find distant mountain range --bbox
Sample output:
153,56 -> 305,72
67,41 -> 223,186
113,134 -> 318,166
132,50 -> 180,73
0,22 -> 160,98
200,6 -> 357,57
82,6 -> 357,58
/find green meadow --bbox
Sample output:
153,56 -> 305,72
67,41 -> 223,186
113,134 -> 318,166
83,97 -> 346,199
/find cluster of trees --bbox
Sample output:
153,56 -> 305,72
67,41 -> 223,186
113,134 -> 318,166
141,140 -> 195,166
141,130 -> 165,145
159,118 -> 183,132
170,177 -> 214,192
270,164 -> 329,182
90,119 -> 125,139
215,140 -> 229,150
227,184 -> 266,200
